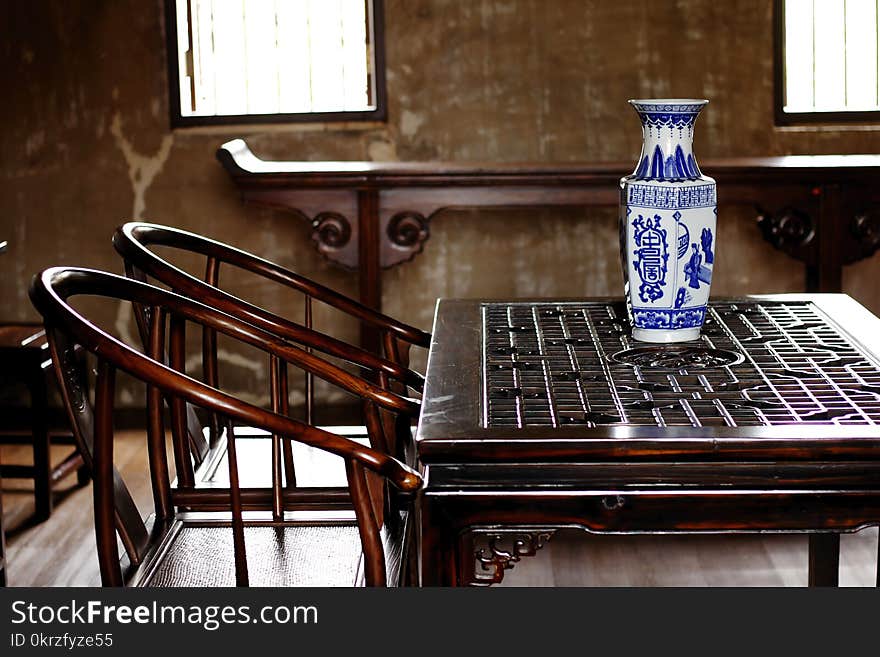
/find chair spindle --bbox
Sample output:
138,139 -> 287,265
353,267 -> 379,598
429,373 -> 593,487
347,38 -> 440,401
147,306 -> 173,520
223,413 -> 249,587
93,359 -> 123,586
304,294 -> 314,426
168,315 -> 195,488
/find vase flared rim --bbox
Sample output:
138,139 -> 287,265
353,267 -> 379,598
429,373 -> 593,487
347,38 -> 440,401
628,98 -> 709,106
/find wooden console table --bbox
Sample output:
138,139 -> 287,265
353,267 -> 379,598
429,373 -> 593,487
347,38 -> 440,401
217,140 -> 880,352
416,294 -> 880,586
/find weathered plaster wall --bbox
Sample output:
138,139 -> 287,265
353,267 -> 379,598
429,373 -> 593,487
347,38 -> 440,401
3,0 -> 880,404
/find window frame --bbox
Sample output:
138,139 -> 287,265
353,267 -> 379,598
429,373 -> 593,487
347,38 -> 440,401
774,0 -> 880,126
163,0 -> 387,128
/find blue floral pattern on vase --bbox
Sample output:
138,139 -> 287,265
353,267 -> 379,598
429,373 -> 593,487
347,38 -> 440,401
631,306 -> 707,330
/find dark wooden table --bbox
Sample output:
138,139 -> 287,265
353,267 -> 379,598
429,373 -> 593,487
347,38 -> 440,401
415,294 -> 880,586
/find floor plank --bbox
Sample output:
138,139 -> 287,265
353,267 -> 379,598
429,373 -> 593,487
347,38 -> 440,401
3,432 -> 878,587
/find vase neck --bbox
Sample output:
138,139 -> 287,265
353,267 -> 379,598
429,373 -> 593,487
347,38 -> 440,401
630,102 -> 705,182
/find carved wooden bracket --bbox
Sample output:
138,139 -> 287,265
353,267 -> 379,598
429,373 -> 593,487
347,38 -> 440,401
305,208 -> 432,270
310,211 -> 357,269
466,527 -> 556,586
849,207 -> 880,265
756,200 -> 880,267
381,210 -> 431,268
756,205 -> 816,264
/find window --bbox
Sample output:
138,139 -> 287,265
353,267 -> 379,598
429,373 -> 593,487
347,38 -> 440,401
775,0 -> 880,123
165,0 -> 386,126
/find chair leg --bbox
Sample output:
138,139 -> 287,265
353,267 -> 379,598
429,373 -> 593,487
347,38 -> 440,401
28,369 -> 52,522
0,474 -> 6,587
76,463 -> 90,487
808,533 -> 840,587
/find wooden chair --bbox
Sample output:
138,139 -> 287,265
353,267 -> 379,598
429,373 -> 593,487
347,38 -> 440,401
1,238 -> 88,522
29,267 -> 422,586
112,221 -> 427,494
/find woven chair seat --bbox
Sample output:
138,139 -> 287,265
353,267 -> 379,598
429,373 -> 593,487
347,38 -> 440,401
145,524 -> 363,587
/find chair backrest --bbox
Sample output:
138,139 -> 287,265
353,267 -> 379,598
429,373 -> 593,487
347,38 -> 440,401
113,221 -> 427,461
30,267 -> 422,587
113,221 -> 429,373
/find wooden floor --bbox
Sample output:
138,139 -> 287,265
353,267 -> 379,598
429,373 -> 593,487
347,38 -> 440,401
2,431 -> 878,587
1,430 -> 160,587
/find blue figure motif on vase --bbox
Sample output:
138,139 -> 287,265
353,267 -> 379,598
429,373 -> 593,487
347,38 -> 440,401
683,243 -> 712,289
684,244 -> 702,289
631,213 -> 668,303
701,227 -> 714,263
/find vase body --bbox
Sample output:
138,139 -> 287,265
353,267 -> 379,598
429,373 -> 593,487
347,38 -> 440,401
619,99 -> 716,343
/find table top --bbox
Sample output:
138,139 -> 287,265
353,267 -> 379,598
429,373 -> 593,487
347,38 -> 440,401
415,294 -> 880,463
219,139 -> 880,184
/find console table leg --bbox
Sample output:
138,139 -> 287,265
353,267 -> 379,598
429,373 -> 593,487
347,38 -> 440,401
419,496 -> 458,586
357,189 -> 382,355
808,533 -> 840,587
807,183 -> 843,293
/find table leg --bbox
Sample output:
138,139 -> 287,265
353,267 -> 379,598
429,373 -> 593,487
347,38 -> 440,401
808,533 -> 840,587
419,496 -> 459,586
29,365 -> 52,522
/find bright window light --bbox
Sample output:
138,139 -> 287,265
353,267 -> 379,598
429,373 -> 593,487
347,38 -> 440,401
782,0 -> 880,114
170,0 -> 381,122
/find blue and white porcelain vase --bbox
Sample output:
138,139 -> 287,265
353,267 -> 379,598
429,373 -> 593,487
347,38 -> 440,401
620,99 -> 716,343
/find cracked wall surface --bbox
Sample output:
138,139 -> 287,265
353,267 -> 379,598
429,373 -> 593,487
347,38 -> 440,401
4,0 -> 880,406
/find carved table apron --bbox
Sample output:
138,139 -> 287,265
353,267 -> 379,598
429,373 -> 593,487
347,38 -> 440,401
415,295 -> 880,586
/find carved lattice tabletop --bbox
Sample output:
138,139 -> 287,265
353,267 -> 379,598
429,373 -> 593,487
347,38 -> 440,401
484,300 -> 880,429
416,295 -> 880,586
